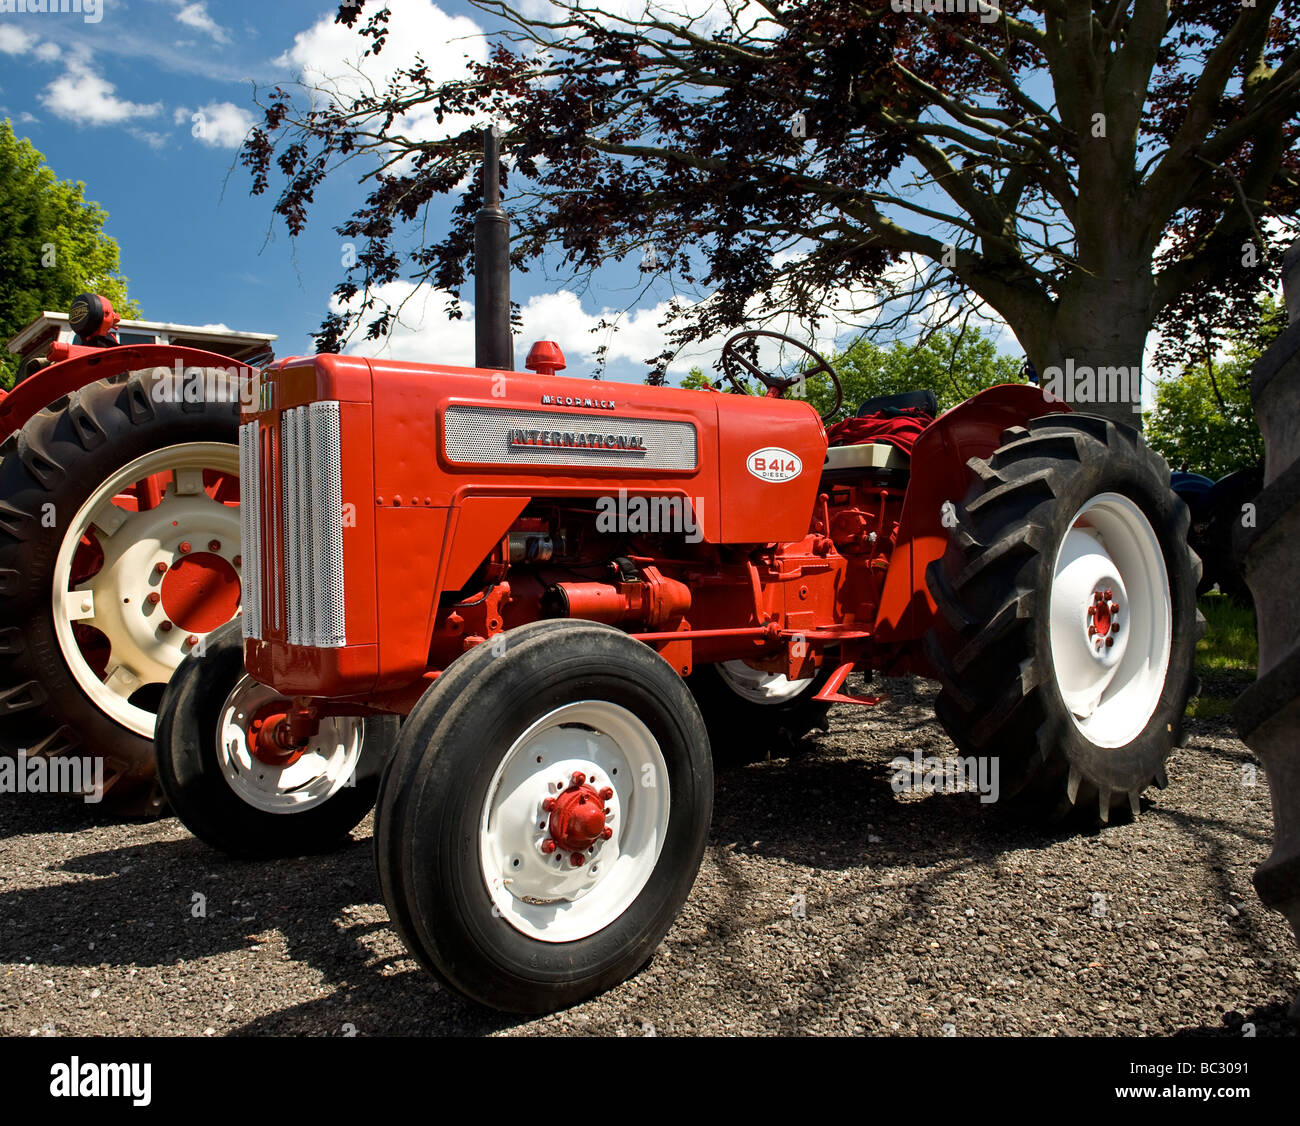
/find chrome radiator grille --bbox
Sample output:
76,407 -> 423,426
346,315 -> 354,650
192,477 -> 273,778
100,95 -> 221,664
238,402 -> 346,648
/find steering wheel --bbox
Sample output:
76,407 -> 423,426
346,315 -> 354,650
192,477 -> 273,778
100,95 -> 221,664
718,330 -> 843,422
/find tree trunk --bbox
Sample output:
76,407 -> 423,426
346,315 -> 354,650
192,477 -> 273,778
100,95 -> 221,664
1234,237 -> 1300,1022
1015,268 -> 1155,430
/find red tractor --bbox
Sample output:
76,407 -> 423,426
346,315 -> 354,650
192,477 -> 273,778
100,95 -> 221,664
155,135 -> 1201,1013
0,298 -> 272,811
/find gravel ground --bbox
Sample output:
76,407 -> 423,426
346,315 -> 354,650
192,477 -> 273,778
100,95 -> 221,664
2,676 -> 1297,1038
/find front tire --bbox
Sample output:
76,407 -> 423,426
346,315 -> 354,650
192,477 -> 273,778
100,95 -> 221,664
155,621 -> 398,858
376,620 -> 713,1013
923,414 -> 1202,824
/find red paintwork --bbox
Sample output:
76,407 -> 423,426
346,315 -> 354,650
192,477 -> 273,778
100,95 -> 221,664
241,353 -> 1069,713
0,343 -> 255,437
545,773 -> 612,854
525,340 -> 567,375
160,552 -> 241,634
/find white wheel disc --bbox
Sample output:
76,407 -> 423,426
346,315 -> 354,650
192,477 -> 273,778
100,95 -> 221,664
1048,492 -> 1172,748
480,701 -> 670,943
716,659 -> 814,704
51,442 -> 241,739
216,675 -> 364,814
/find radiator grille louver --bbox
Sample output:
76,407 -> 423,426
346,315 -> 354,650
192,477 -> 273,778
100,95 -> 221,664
237,420 -> 262,640
238,402 -> 346,648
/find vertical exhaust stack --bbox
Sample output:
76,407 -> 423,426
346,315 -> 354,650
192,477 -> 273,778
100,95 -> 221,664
474,125 -> 514,371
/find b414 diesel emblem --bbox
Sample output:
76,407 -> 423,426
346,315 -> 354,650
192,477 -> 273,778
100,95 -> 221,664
747,446 -> 802,482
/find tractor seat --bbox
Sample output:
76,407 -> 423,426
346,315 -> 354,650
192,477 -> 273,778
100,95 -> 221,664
822,387 -> 937,472
824,442 -> 911,472
856,388 -> 938,417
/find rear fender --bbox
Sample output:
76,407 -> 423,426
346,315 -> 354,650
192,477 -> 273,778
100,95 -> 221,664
0,343 -> 258,437
873,384 -> 1069,645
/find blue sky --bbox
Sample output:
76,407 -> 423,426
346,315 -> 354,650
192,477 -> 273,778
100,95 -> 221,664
2,0 -> 1021,387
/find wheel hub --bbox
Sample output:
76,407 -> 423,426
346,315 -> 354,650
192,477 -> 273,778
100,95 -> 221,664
542,772 -> 614,860
160,552 -> 241,635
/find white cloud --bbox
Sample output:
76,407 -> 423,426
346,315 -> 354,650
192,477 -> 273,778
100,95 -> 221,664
34,41 -> 62,62
191,101 -> 255,148
334,281 -> 698,378
174,1 -> 230,43
0,25 -> 37,54
41,57 -> 163,127
172,105 -> 190,126
277,1 -> 488,144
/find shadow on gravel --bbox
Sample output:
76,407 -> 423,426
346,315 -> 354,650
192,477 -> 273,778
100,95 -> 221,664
0,816 -> 528,1035
0,789 -> 153,842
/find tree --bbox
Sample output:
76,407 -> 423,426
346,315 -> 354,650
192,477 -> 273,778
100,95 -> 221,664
0,119 -> 139,388
1143,293 -> 1283,479
803,326 -> 1024,422
243,2 -> 1300,422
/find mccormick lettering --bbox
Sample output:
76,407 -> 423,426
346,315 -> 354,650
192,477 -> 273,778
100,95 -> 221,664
541,395 -> 616,409
508,429 -> 647,452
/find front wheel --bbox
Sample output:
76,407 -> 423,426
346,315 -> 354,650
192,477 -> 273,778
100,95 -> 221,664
376,620 -> 713,1013
155,621 -> 398,858
923,414 -> 1202,824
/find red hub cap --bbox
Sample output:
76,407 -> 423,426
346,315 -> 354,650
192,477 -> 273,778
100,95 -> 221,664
246,707 -> 305,768
160,551 -> 241,635
542,771 -> 614,859
1086,588 -> 1121,649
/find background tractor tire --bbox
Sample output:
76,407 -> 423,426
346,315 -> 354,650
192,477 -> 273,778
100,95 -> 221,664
923,413 -> 1202,825
686,659 -> 833,765
156,622 -> 399,859
0,369 -> 242,814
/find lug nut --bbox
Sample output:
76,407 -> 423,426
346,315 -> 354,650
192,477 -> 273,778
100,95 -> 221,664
601,827 -> 613,840
147,592 -> 161,605
540,840 -> 557,854
160,621 -> 173,632
542,797 -> 556,812
570,853 -> 585,867
155,562 -> 168,575
1103,589 -> 1112,600
1110,602 -> 1119,613
186,634 -> 199,647
598,787 -> 613,801
178,541 -> 192,554
571,771 -> 586,786
1105,637 -> 1114,648
208,539 -> 221,552
233,555 -> 242,568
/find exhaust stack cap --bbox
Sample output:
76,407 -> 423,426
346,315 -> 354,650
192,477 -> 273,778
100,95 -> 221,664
525,340 -> 566,376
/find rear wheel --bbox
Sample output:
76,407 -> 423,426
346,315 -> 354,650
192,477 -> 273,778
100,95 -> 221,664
155,621 -> 398,858
0,371 -> 243,812
923,414 -> 1202,824
376,620 -> 713,1013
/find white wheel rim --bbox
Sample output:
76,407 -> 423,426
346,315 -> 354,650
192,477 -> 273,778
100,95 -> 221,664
479,700 -> 670,943
1048,492 -> 1172,748
51,442 -> 241,739
716,659 -> 814,704
216,675 -> 364,814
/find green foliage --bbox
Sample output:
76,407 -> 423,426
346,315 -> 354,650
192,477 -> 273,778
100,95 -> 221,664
804,329 -> 1023,422
0,119 -> 139,388
678,366 -> 715,390
676,328 -> 1023,418
1143,296 -> 1280,479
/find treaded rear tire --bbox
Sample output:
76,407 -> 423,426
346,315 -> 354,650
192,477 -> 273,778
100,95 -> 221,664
922,413 -> 1203,824
0,370 -> 241,813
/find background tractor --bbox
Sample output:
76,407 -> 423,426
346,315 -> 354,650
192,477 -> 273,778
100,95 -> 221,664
156,133 -> 1203,1014
0,298 -> 272,812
